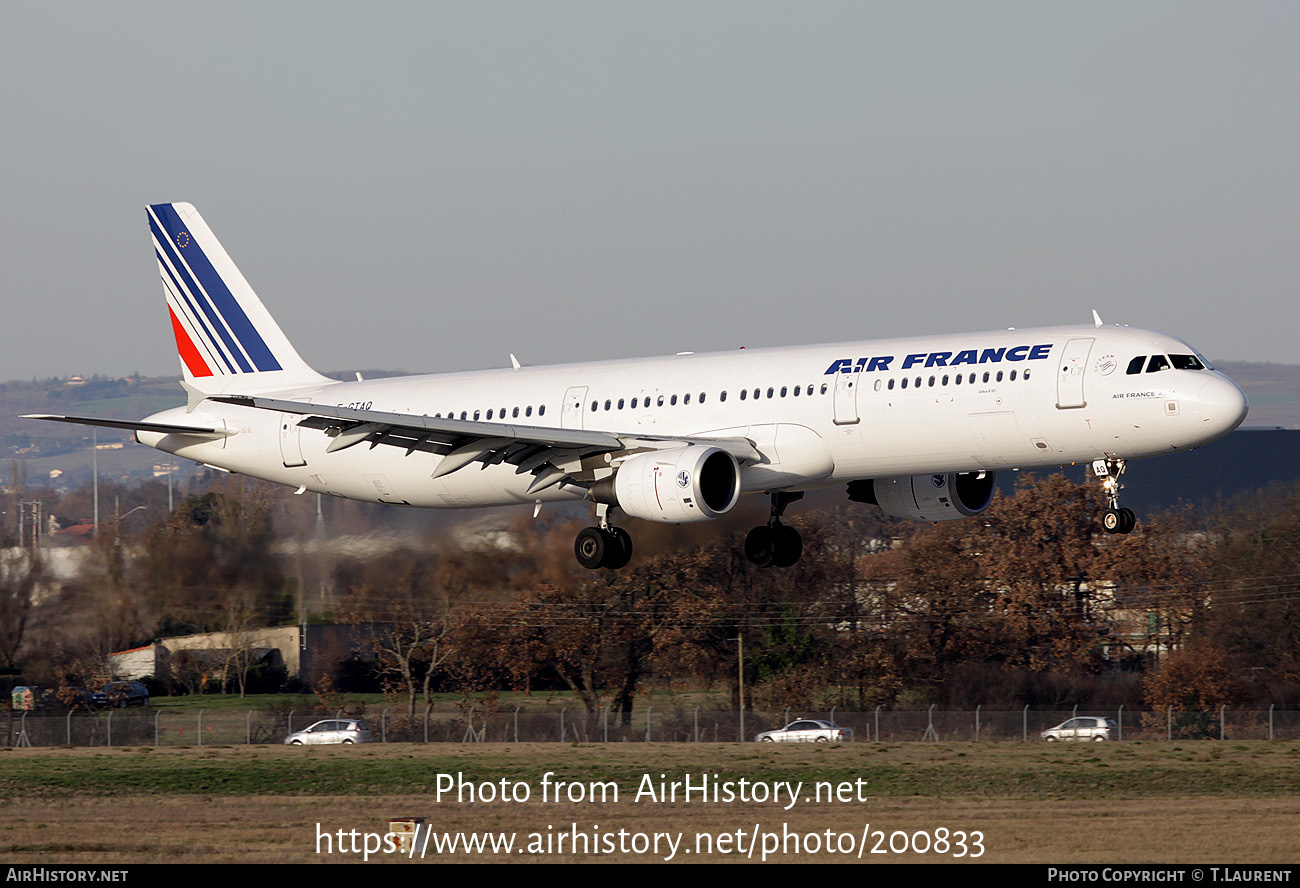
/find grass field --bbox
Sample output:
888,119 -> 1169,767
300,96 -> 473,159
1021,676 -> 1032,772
2,741 -> 1299,864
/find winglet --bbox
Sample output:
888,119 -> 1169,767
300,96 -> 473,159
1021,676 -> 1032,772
1092,309 -> 1103,328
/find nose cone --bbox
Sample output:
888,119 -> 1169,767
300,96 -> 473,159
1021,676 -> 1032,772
1197,375 -> 1249,441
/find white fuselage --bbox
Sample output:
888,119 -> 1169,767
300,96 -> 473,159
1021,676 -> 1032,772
137,323 -> 1247,512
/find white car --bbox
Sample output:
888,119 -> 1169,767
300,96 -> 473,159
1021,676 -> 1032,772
284,719 -> 374,745
1041,717 -> 1117,742
756,719 -> 854,743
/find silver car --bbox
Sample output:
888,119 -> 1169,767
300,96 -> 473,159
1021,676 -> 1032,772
1041,716 -> 1117,742
756,719 -> 854,743
284,718 -> 374,745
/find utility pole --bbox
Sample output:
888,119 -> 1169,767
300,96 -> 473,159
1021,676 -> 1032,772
737,635 -> 745,743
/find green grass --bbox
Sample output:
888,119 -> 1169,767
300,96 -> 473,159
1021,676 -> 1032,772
4,742 -> 1300,801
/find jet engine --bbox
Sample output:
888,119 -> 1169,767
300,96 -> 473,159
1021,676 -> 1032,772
848,471 -> 997,521
592,446 -> 741,523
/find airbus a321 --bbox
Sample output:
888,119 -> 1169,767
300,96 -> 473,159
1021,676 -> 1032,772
29,203 -> 1249,570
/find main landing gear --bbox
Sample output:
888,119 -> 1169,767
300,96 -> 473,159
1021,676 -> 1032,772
1093,458 -> 1137,535
574,504 -> 634,570
744,491 -> 804,568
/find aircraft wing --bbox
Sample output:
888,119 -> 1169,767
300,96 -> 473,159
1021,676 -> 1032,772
212,395 -> 761,495
23,414 -> 236,439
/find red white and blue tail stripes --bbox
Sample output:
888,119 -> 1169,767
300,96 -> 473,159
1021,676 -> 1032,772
149,203 -> 323,390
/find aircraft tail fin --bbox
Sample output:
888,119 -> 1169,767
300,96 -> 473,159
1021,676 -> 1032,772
148,202 -> 330,395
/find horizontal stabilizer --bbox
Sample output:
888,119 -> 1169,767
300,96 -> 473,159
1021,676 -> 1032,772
24,414 -> 235,439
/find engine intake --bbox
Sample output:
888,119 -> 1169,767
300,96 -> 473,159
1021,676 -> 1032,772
848,471 -> 996,521
593,446 -> 741,523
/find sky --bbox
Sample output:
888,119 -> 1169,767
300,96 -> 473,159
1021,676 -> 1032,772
3,2 -> 1298,382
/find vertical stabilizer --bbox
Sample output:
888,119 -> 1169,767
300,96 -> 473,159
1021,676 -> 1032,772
148,202 -> 330,394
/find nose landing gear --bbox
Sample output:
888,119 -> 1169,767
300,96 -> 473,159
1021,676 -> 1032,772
1094,458 -> 1136,535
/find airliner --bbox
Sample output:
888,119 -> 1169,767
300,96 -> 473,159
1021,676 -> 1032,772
28,203 -> 1249,570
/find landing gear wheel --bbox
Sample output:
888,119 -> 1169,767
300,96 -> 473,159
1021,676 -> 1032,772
772,525 -> 803,568
575,525 -> 634,570
1119,508 -> 1136,534
745,526 -> 776,568
574,526 -> 607,569
1103,508 -> 1124,534
1102,507 -> 1137,535
745,491 -> 805,568
604,527 -> 633,570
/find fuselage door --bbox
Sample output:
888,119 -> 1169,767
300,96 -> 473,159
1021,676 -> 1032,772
833,372 -> 860,425
279,411 -> 306,467
1056,338 -> 1094,409
561,386 -> 588,429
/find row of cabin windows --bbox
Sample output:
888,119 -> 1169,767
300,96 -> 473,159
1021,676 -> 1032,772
434,366 -> 1046,421
589,383 -> 833,412
435,405 -> 546,421
1126,354 -> 1207,375
875,368 -> 1031,391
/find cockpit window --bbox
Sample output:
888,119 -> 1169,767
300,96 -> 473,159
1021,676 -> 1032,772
1146,355 -> 1170,373
1126,356 -> 1146,375
1170,354 -> 1205,370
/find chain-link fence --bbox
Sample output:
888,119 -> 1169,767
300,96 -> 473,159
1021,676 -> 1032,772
8,704 -> 1300,747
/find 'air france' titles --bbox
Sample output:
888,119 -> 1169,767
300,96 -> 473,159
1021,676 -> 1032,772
824,343 -> 1053,375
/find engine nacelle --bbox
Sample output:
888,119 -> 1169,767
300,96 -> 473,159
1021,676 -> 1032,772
594,446 -> 742,523
849,471 -> 996,521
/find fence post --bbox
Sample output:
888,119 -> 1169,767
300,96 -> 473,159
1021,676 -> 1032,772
875,705 -> 881,743
560,708 -> 566,743
646,705 -> 653,743
603,704 -> 611,744
198,709 -> 204,747
107,710 -> 113,748
154,708 -> 162,747
67,709 -> 73,747
1270,704 -> 1275,741
975,705 -> 981,742
514,705 -> 521,743
693,705 -> 700,743
1219,705 -> 1226,741
1023,705 -> 1029,742
247,710 -> 252,745
1167,705 -> 1172,741
381,709 -> 388,744
288,709 -> 295,735
1118,704 -> 1124,742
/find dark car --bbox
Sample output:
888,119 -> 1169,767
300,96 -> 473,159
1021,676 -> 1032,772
95,680 -> 150,708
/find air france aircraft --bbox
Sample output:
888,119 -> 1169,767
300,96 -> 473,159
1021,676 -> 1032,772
29,203 -> 1249,570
